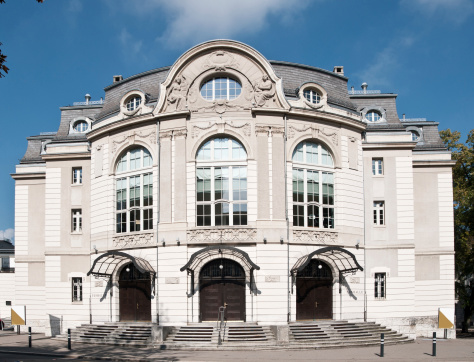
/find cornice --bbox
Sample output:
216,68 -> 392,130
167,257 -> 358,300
413,160 -> 457,168
362,142 -> 416,150
11,172 -> 46,180
40,152 -> 91,161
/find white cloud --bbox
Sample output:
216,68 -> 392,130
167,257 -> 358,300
356,36 -> 416,88
0,228 -> 14,242
111,0 -> 310,48
400,0 -> 474,24
67,0 -> 83,13
119,28 -> 144,59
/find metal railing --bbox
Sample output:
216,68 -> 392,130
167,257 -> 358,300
348,89 -> 381,95
400,118 -> 427,122
72,100 -> 104,106
217,304 -> 227,345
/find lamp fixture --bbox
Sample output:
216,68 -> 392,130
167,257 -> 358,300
263,237 -> 267,244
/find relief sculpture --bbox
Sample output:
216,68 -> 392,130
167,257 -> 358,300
253,75 -> 275,107
167,75 -> 188,112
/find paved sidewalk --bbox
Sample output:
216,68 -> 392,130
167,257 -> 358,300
0,330 -> 473,361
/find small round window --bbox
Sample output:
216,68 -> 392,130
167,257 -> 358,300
303,89 -> 321,104
200,77 -> 242,101
365,111 -> 382,122
126,96 -> 142,112
73,120 -> 88,132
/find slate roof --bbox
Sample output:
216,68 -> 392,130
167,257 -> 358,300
0,239 -> 14,254
20,134 -> 55,164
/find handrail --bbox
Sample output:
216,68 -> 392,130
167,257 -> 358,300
217,304 -> 227,345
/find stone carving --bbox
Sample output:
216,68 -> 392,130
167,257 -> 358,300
293,230 -> 338,244
253,75 -> 275,107
112,130 -> 156,152
192,122 -> 214,138
255,125 -> 270,136
193,99 -> 245,115
226,121 -> 251,137
159,130 -> 173,140
187,228 -> 257,243
265,275 -> 280,283
173,128 -> 188,138
167,75 -> 188,112
255,125 -> 285,137
112,232 -> 154,248
203,51 -> 239,71
288,125 -> 338,145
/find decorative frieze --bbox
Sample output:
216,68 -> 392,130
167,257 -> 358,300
159,128 -> 187,140
292,230 -> 338,244
112,232 -> 155,249
265,275 -> 280,283
203,51 -> 239,71
192,121 -> 251,139
288,125 -> 338,145
187,228 -> 257,243
112,130 -> 156,152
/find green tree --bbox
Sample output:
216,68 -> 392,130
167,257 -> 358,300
440,129 -> 474,333
0,0 -> 44,78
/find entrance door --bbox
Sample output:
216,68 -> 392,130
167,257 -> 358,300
199,259 -> 245,322
296,260 -> 333,320
119,263 -> 151,322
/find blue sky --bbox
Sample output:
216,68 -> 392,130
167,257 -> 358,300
1,0 -> 473,240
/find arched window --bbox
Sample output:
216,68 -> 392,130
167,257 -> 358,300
365,110 -> 382,122
115,147 -> 153,233
303,89 -> 321,104
196,137 -> 247,227
292,141 -> 335,229
200,77 -> 242,101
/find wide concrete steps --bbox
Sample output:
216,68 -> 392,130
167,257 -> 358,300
289,321 -> 413,347
168,326 -> 216,343
55,323 -> 152,346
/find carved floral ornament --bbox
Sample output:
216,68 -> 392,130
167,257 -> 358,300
192,121 -> 251,139
288,124 -> 339,146
187,228 -> 257,243
293,230 -> 338,244
111,129 -> 156,153
112,232 -> 154,249
202,51 -> 239,71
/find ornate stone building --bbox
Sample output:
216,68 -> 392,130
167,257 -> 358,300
11,40 -> 455,338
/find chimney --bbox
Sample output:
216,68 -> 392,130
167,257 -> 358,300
351,86 -> 354,94
402,113 -> 406,120
361,82 -> 368,94
333,66 -> 344,76
85,94 -> 91,104
113,75 -> 123,83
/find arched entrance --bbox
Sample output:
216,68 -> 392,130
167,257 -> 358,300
199,259 -> 245,322
119,263 -> 151,322
296,259 -> 333,320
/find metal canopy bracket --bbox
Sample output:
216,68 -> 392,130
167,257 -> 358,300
180,245 -> 260,295
290,246 -> 363,292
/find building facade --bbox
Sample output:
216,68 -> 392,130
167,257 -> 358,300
11,40 -> 456,338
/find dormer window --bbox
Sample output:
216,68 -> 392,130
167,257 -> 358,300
411,131 -> 420,141
73,120 -> 88,132
126,96 -> 142,112
303,89 -> 321,104
365,111 -> 382,122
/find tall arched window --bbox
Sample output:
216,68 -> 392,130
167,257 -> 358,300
196,137 -> 247,226
115,146 -> 153,233
292,141 -> 335,229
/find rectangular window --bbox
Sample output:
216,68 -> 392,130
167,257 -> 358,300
374,273 -> 386,298
72,167 -> 82,184
196,166 -> 247,227
72,277 -> 83,302
372,158 -> 383,176
72,209 -> 82,232
373,201 -> 385,225
292,168 -> 335,229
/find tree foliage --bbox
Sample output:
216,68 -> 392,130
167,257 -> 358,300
440,128 -> 474,333
0,0 -> 44,78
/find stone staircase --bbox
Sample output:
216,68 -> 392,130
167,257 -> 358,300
55,323 -> 152,345
289,320 -> 413,348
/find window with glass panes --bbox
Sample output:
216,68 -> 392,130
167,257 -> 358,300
115,147 -> 153,233
72,167 -> 82,184
372,158 -> 383,176
72,277 -> 83,302
374,273 -> 386,298
373,201 -> 385,225
292,141 -> 335,229
196,138 -> 247,226
200,77 -> 242,101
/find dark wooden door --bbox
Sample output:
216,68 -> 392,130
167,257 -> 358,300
296,260 -> 333,320
200,259 -> 245,322
119,264 -> 151,322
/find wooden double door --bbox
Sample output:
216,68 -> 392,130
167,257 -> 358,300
296,260 -> 333,320
119,263 -> 151,322
199,259 -> 246,322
